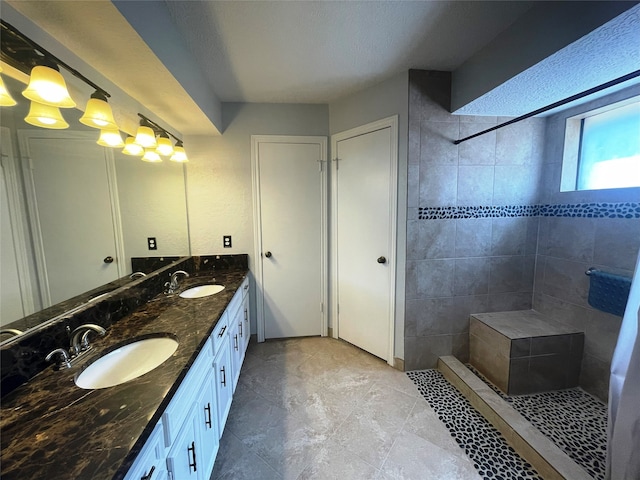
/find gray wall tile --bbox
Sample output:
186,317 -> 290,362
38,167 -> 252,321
541,257 -> 590,306
415,259 -> 455,297
455,218 -> 492,257
491,218 -> 528,256
420,121 -> 459,165
407,219 -> 456,260
457,166 -> 494,206
419,165 -> 458,206
543,217 -> 596,263
593,218 -> 640,271
495,120 -> 534,166
454,258 -> 490,296
458,123 -> 496,166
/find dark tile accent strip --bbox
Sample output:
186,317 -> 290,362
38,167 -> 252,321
419,202 -> 640,220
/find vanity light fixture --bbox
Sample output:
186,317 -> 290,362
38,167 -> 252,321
170,140 -> 189,163
122,136 -> 144,156
22,64 -> 76,108
142,148 -> 162,163
79,90 -> 119,130
97,128 -> 125,148
134,122 -> 158,149
24,100 -> 69,129
137,113 -> 187,163
155,133 -> 174,156
0,66 -> 17,106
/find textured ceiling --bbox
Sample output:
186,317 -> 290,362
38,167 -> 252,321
163,0 -> 533,103
456,3 -> 640,116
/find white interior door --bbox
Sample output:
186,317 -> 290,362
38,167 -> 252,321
252,136 -> 327,340
332,117 -> 397,363
19,130 -> 123,307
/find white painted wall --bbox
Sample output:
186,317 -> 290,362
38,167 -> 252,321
328,71 -> 409,361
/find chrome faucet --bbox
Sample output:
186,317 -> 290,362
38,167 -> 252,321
70,324 -> 106,355
166,270 -> 190,293
45,348 -> 72,369
0,328 -> 23,337
130,271 -> 146,279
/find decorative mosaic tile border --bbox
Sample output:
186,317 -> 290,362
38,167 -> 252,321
407,370 -> 543,480
467,365 -> 607,480
419,202 -> 640,220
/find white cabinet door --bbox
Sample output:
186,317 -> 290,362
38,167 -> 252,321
213,337 -> 233,437
166,409 -> 199,480
241,293 -> 250,354
124,423 -> 168,480
195,370 -> 219,477
229,308 -> 243,392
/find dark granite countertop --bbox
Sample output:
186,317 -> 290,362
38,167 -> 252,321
0,268 -> 248,480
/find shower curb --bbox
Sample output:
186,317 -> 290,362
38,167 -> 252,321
437,355 -> 593,480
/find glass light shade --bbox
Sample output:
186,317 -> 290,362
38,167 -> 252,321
155,136 -> 174,156
142,148 -> 162,163
24,101 -> 69,129
22,65 -> 76,108
134,125 -> 157,148
97,129 -> 125,148
170,145 -> 188,163
122,136 -> 144,156
0,75 -> 17,106
80,97 -> 118,129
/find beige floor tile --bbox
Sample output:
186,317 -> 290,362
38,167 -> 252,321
296,440 -> 380,480
380,430 -> 482,480
213,337 -> 480,480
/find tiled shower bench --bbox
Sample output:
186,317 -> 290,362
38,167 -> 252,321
469,310 -> 585,395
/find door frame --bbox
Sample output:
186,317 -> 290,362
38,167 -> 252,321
330,116 -> 398,366
18,130 -> 125,308
1,127 -> 35,317
251,135 -> 328,342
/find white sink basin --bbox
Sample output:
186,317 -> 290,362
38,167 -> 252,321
179,284 -> 225,298
75,336 -> 178,389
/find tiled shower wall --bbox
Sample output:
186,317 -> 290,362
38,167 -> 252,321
406,71 -> 640,402
533,86 -> 640,401
405,70 -> 545,370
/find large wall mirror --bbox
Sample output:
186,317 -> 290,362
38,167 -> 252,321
0,74 -> 190,343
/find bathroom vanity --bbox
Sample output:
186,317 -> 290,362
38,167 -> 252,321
0,258 -> 251,480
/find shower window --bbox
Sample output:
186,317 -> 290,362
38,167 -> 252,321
561,96 -> 640,191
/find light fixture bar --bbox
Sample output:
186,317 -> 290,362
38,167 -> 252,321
0,19 -> 110,99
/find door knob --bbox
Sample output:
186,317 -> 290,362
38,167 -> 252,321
103,256 -> 114,264
377,256 -> 386,264
264,251 -> 272,258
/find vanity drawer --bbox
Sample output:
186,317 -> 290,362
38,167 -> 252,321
211,311 -> 229,355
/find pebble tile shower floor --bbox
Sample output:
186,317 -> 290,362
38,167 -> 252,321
467,365 -> 607,480
407,370 -> 543,480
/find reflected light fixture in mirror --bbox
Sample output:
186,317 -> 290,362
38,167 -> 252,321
142,148 -> 161,162
22,64 -> 76,108
0,66 -> 17,106
97,128 -> 125,148
135,124 -> 157,148
170,140 -> 188,162
123,136 -> 144,156
24,101 -> 69,129
80,90 -> 119,130
156,133 -> 174,156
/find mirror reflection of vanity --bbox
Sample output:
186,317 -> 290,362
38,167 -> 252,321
0,75 -> 190,345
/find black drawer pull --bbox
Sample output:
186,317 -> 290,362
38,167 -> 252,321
187,441 -> 197,472
217,325 -> 226,337
221,366 -> 226,386
239,321 -> 243,337
204,402 -> 212,428
141,466 -> 155,480
234,334 -> 239,351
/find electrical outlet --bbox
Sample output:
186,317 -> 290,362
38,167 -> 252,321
147,237 -> 157,250
223,235 -> 232,248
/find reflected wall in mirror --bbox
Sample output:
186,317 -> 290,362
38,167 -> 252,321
0,75 -> 190,340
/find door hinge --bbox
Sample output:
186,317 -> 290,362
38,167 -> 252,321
317,159 -> 324,172
332,158 -> 340,169
321,302 -> 324,313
